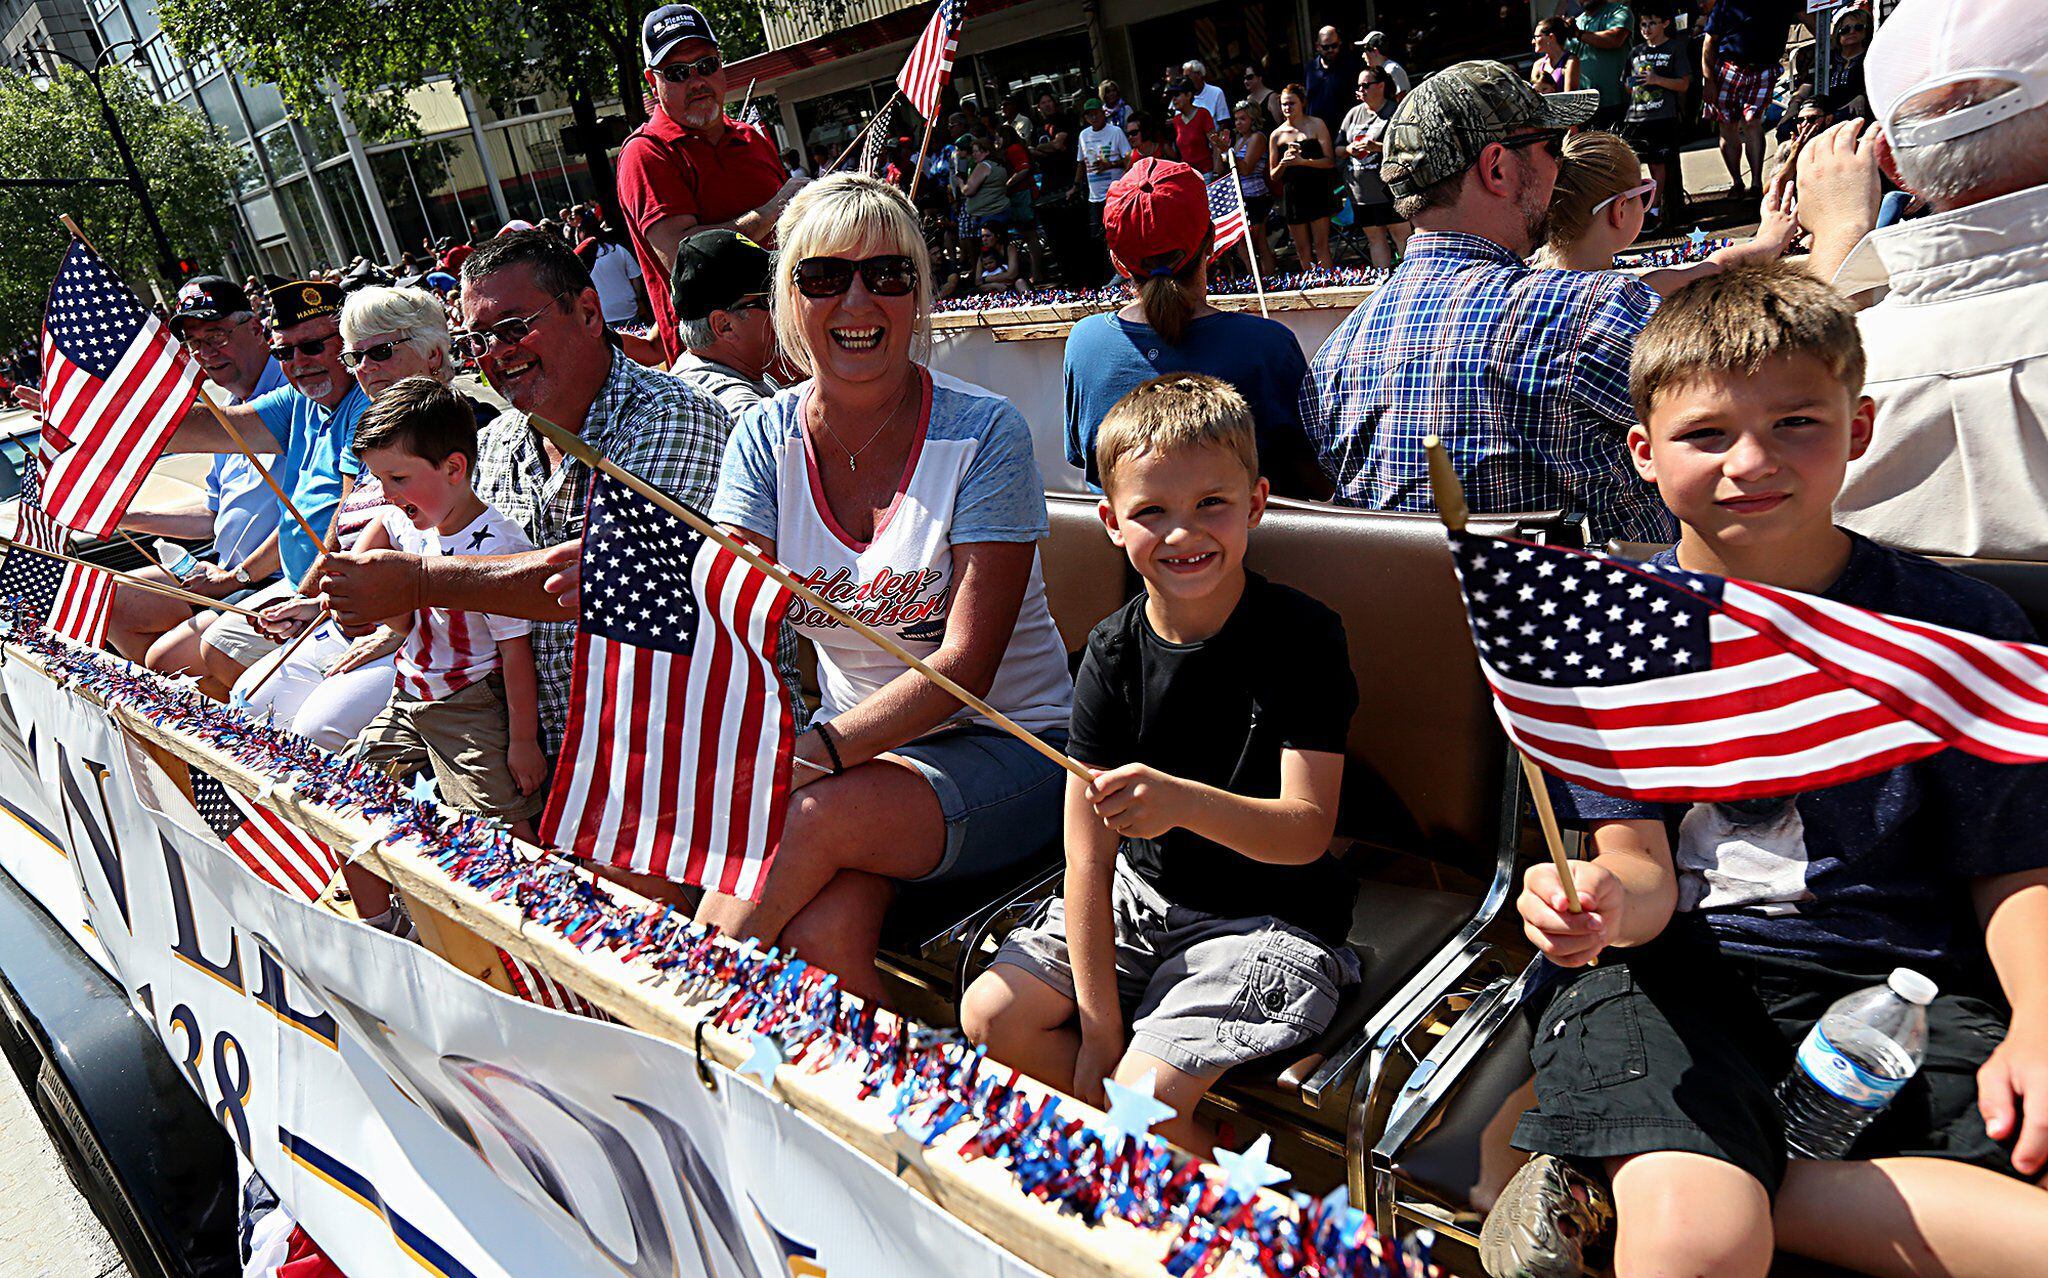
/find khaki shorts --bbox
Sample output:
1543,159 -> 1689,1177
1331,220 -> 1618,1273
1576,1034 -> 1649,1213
351,672 -> 546,822
199,579 -> 296,666
990,859 -> 1359,1077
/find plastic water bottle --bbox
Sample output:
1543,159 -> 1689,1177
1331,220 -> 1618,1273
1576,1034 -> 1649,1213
1777,968 -> 1937,1159
153,538 -> 199,581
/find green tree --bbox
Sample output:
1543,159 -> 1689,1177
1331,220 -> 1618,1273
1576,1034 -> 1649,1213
152,0 -> 826,225
0,64 -> 241,346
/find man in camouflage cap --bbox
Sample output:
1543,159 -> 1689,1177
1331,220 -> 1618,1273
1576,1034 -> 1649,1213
1380,59 -> 1597,250
1299,59 -> 1676,545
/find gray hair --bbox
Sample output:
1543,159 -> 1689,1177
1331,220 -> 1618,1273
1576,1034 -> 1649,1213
1890,88 -> 2048,209
1183,59 -> 1207,77
340,285 -> 453,366
677,314 -> 718,351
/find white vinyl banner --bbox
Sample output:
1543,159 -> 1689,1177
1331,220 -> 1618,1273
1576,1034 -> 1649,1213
0,660 -> 1046,1278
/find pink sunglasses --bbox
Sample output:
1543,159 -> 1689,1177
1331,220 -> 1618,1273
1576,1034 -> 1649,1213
1592,180 -> 1658,216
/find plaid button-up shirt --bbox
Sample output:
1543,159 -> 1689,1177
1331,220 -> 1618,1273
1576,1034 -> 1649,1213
475,349 -> 732,753
1299,231 -> 1676,543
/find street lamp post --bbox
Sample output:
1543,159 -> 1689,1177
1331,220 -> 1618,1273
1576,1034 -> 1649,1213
17,41 -> 182,282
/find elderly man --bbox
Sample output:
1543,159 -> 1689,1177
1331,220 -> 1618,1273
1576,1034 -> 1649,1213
149,279 -> 366,694
617,3 -> 806,363
1797,1 -> 2048,560
310,230 -> 734,755
95,277 -> 285,669
1182,60 -> 1231,129
1299,61 -> 1676,543
669,229 -> 779,418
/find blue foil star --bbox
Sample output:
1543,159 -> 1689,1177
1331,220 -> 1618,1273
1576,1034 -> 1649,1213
227,687 -> 252,713
405,773 -> 438,806
739,1031 -> 782,1089
1211,1132 -> 1290,1198
1688,226 -> 1709,252
1100,1069 -> 1176,1147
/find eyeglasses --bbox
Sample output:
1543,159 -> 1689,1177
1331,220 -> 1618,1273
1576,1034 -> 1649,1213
268,334 -> 336,360
724,295 -> 770,314
180,323 -> 247,352
339,336 -> 415,370
793,255 -> 918,299
653,53 -> 721,83
451,294 -> 569,360
1837,23 -> 1870,35
1591,179 -> 1658,216
1499,130 -> 1565,160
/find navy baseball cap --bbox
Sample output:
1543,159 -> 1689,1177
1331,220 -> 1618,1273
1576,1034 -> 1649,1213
169,276 -> 253,335
643,4 -> 718,66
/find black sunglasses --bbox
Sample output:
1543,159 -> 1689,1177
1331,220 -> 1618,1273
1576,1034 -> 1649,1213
452,293 -> 570,359
1500,130 -> 1565,160
653,53 -> 722,83
339,338 -> 412,370
268,334 -> 335,359
793,255 -> 918,299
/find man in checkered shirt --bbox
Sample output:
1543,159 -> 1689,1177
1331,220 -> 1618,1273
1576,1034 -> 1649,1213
1298,61 -> 1678,545
312,231 -> 738,756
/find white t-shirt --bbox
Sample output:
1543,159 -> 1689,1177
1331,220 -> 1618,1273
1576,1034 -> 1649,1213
1078,123 -> 1133,202
589,242 -> 643,325
711,367 -> 1073,734
1192,82 -> 1232,129
387,503 -> 537,700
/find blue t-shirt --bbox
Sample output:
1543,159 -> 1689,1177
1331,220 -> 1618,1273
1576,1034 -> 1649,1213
248,382 -> 369,583
1063,310 -> 1311,489
1557,533 -> 2048,979
205,358 -> 288,570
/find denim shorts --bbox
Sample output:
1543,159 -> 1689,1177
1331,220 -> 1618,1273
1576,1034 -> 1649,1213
886,722 -> 1067,883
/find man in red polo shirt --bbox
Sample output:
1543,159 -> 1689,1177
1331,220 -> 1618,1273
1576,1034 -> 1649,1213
618,3 -> 806,361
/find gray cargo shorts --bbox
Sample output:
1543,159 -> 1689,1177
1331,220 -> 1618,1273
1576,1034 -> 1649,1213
989,859 -> 1360,1076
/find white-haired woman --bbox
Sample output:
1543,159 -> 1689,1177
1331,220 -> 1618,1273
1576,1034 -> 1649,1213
700,174 -> 1073,1001
243,286 -> 489,746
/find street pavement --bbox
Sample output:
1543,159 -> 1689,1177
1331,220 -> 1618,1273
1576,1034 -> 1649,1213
0,1062 -> 129,1278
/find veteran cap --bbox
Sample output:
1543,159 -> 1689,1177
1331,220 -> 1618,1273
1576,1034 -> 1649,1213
1381,60 -> 1597,201
266,279 -> 344,329
168,276 -> 252,335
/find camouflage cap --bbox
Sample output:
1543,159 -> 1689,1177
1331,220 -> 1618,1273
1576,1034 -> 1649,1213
1382,61 -> 1599,201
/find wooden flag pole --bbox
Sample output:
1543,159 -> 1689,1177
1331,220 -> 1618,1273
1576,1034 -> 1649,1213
527,415 -> 1093,785
238,607 -> 330,700
907,112 -> 941,203
0,537 -> 261,618
1422,434 -> 1582,913
57,215 -> 327,555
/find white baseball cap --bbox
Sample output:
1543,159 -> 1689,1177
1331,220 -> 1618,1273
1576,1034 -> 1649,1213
1867,0 -> 2048,148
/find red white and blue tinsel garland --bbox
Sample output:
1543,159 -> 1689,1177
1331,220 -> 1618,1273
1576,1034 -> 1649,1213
0,605 -> 1439,1278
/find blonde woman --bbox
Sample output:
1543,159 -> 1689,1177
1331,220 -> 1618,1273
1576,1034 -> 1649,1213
700,174 -> 1073,1001
1539,131 -> 1795,292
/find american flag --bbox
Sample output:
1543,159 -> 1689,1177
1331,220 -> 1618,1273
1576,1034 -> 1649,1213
861,98 -> 895,177
188,771 -> 341,901
1450,530 -> 2048,803
897,0 -> 963,120
495,946 -> 603,1018
38,241 -> 201,538
539,472 -> 796,899
0,457 -> 113,646
1207,173 -> 1249,261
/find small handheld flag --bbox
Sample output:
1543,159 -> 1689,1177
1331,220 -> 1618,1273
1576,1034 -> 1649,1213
38,240 -> 202,538
539,470 -> 797,900
1447,531 -> 2048,803
189,771 -> 340,901
0,458 -> 113,647
897,0 -> 963,121
1206,173 -> 1248,262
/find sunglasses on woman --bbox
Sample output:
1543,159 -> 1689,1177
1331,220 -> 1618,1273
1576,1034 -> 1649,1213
339,337 -> 414,370
793,255 -> 918,299
268,334 -> 335,360
653,53 -> 721,83
451,294 -> 569,360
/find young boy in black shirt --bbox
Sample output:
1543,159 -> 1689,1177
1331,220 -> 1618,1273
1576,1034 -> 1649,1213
1480,264 -> 2048,1278
961,374 -> 1359,1150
